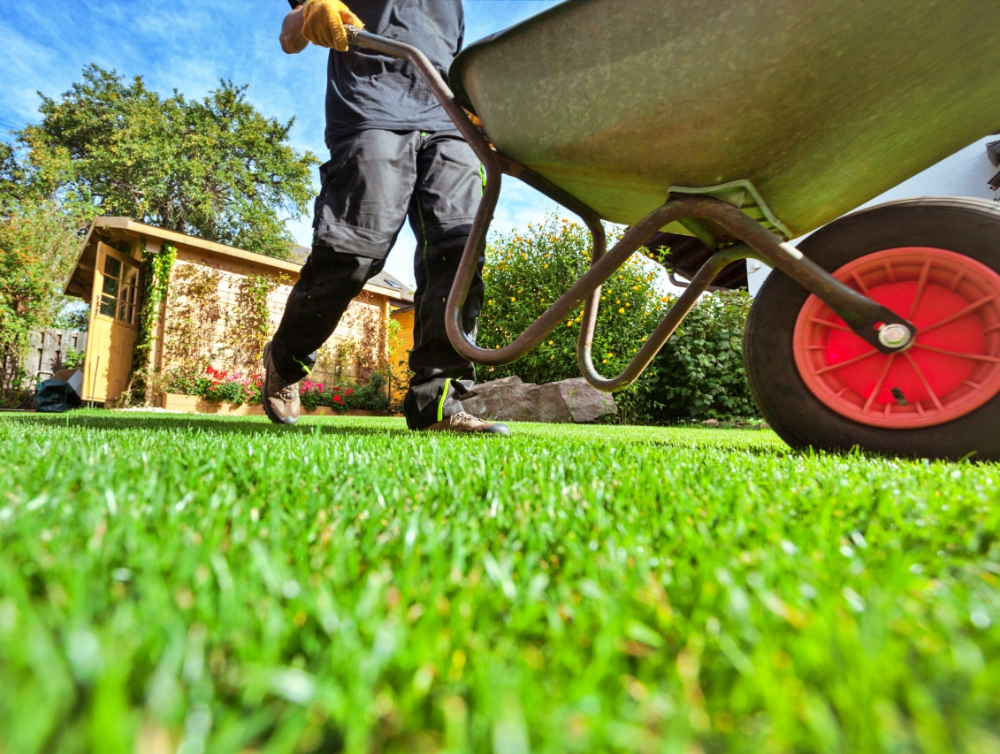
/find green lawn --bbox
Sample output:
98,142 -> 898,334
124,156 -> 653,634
1,412 -> 999,754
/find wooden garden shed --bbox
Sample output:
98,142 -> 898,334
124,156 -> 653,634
64,218 -> 413,406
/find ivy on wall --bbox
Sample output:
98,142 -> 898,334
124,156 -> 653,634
224,273 -> 283,372
164,263 -> 223,381
312,293 -> 386,385
120,240 -> 177,406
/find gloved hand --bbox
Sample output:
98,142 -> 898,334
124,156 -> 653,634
301,0 -> 364,52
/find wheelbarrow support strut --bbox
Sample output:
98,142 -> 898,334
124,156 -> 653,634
347,28 -> 917,392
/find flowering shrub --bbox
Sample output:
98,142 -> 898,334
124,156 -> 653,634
168,366 -> 262,406
299,381 -> 355,412
168,366 -> 392,413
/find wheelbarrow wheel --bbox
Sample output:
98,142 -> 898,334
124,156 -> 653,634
744,197 -> 1000,461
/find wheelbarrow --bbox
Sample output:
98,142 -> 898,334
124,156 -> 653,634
345,0 -> 1000,461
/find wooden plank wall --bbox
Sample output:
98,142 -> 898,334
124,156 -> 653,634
25,329 -> 88,378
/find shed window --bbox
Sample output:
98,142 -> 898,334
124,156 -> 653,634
99,256 -> 139,324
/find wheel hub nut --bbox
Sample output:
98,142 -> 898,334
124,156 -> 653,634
878,323 -> 912,349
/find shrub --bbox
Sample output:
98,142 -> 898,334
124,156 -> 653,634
477,216 -> 761,423
477,216 -> 668,422
0,200 -> 89,406
345,370 -> 390,412
650,290 -> 759,420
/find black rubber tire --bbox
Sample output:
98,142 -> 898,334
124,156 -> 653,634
744,197 -> 1000,462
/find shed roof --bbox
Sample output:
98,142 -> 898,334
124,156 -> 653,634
66,218 -> 414,304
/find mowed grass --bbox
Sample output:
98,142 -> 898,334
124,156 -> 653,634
1,412 -> 999,754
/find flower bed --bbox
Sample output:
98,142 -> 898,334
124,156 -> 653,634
163,366 -> 393,416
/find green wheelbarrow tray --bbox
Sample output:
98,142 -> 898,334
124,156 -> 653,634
450,0 -> 1000,245
343,0 -> 999,393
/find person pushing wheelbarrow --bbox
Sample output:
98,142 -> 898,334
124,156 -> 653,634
262,0 -> 509,435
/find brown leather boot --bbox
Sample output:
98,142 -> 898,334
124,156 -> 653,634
262,341 -> 300,425
420,411 -> 510,435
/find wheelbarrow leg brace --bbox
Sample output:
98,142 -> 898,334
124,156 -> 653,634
345,27 -> 917,394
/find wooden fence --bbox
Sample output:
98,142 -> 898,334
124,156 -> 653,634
24,329 -> 88,379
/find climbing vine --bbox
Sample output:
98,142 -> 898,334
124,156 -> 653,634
120,240 -> 177,406
164,263 -> 223,381
224,272 -> 283,371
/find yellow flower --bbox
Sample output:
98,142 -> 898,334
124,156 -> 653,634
602,359 -> 608,364
488,300 -> 494,305
544,264 -> 549,269
616,300 -> 621,304
626,303 -> 630,307
619,308 -> 625,314
550,355 -> 555,360
548,340 -> 554,345
510,297 -> 516,302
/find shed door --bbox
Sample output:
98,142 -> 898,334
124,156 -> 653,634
82,242 -> 141,403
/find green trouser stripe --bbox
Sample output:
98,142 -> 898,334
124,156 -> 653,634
479,164 -> 486,196
292,356 -> 312,376
437,378 -> 452,423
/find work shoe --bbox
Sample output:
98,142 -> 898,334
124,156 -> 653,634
261,341 -> 300,425
421,411 -> 510,435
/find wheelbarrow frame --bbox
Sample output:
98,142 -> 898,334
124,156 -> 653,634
346,28 -> 918,392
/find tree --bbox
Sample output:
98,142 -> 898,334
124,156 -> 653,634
13,65 -> 318,259
0,200 -> 90,406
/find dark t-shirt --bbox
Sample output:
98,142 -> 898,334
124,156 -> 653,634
322,0 -> 464,145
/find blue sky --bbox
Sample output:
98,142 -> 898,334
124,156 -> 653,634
0,0 -> 567,287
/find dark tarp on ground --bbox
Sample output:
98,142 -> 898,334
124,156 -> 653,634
34,379 -> 82,413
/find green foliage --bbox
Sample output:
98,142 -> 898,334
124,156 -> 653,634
52,304 -> 89,332
61,348 -> 85,370
0,199 -> 89,406
345,370 -> 390,412
122,242 -> 178,406
2,413 -> 1000,752
651,290 -> 759,420
478,217 -> 668,422
477,217 -> 760,422
226,273 -> 283,371
11,65 -> 318,259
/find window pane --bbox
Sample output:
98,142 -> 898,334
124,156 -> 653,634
104,256 -> 122,278
117,298 -> 128,321
127,305 -> 136,324
102,276 -> 120,296
99,295 -> 116,317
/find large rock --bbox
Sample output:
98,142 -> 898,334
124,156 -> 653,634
462,376 -> 617,424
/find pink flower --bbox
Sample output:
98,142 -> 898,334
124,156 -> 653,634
316,383 -> 324,392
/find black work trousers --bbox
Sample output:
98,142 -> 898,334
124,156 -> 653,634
271,129 -> 485,430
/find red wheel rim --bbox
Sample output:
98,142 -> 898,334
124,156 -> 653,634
793,247 -> 1000,429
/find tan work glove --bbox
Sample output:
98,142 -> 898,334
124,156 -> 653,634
301,0 -> 364,52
